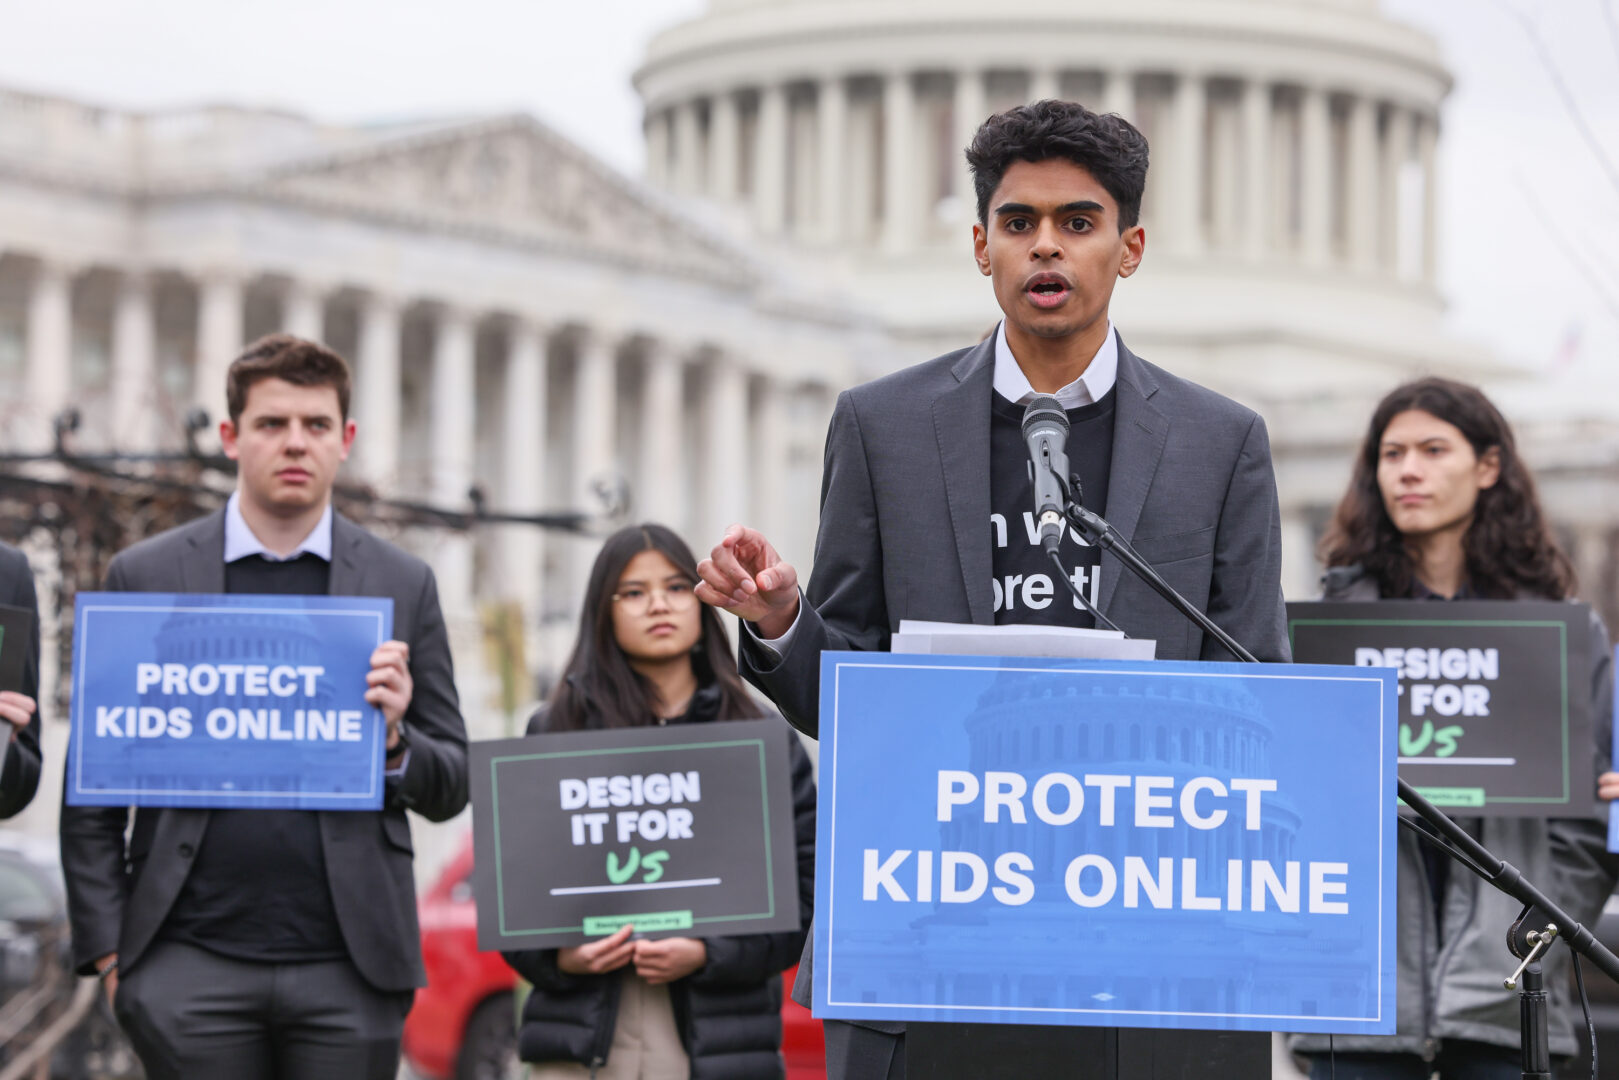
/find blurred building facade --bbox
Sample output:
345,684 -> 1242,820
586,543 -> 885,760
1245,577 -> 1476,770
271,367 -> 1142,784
2,0 -> 1617,848
633,0 -> 1619,620
0,87 -> 879,845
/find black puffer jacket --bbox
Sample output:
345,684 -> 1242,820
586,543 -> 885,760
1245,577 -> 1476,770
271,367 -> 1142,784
504,685 -> 817,1080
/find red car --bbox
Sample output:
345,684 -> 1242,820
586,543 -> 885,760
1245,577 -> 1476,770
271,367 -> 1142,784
402,834 -> 824,1080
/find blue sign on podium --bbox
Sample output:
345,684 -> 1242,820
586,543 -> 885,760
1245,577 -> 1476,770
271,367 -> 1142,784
67,592 -> 393,810
813,652 -> 1398,1034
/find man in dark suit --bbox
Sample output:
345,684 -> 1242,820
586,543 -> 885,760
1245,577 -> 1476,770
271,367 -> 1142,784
0,540 -> 42,819
59,334 -> 469,1080
696,101 -> 1290,1078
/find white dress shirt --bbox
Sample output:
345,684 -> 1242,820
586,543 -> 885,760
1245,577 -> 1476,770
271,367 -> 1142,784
752,320 -> 1120,656
990,318 -> 1118,408
223,492 -> 333,563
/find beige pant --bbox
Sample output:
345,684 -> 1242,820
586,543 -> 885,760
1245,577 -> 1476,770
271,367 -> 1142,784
529,970 -> 691,1080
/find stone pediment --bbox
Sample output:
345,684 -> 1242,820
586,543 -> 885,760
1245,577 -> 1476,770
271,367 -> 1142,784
250,115 -> 746,283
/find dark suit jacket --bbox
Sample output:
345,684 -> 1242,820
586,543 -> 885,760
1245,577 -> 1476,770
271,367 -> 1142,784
742,330 -> 1290,734
58,509 -> 469,992
0,541 -> 42,819
739,331 -> 1291,1020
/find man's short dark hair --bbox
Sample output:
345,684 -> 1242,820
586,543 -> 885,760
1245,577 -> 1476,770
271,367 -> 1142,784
225,333 -> 352,423
966,100 -> 1150,230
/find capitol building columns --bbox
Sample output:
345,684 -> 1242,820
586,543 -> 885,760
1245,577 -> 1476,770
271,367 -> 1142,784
701,352 -> 750,542
817,76 -> 850,244
353,292 -> 403,489
111,268 -> 157,451
282,279 -> 326,344
24,257 -> 73,451
1166,73 -> 1207,258
953,70 -> 986,228
754,83 -> 790,236
638,339 -> 687,528
641,65 -> 1445,307
1298,85 -> 1332,266
193,269 -> 245,427
429,303 -> 478,612
1,241 -> 822,600
1239,78 -> 1271,260
1417,112 -> 1439,285
708,89 -> 741,205
880,71 -> 918,254
1345,95 -> 1380,271
499,317 -> 548,628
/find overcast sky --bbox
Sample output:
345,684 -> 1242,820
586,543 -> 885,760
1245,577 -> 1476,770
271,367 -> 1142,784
1,0 -> 1615,381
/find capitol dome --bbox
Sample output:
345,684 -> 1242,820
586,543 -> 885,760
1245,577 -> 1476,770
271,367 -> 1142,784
632,0 -> 1523,594
634,0 -> 1454,352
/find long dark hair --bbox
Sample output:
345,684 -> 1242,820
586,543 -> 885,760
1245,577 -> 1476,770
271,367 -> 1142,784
1318,377 -> 1574,600
545,524 -> 762,731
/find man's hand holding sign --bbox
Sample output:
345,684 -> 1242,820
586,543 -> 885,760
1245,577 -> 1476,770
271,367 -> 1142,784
367,639 -> 412,763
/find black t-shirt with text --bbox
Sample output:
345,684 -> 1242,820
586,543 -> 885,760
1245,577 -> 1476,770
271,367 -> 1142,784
988,390 -> 1116,626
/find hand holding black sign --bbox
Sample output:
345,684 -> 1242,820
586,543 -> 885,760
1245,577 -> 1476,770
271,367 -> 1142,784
471,718 -> 803,950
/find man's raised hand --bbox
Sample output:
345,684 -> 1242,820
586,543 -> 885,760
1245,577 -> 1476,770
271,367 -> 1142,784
695,525 -> 800,638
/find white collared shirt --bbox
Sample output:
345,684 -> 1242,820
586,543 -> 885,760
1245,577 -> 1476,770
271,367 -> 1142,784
991,319 -> 1119,409
223,493 -> 334,564
752,320 -> 1122,656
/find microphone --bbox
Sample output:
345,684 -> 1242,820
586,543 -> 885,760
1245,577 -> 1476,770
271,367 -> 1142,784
1021,395 -> 1070,555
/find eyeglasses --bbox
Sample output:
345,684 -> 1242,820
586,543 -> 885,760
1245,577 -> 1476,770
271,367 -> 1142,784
611,581 -> 698,616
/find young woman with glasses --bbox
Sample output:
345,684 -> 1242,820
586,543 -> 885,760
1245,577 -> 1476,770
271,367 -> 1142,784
1290,378 -> 1616,1079
503,523 -> 816,1080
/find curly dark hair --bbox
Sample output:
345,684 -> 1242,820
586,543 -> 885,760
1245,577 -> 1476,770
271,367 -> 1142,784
965,99 -> 1150,229
545,524 -> 763,731
1319,377 -> 1574,600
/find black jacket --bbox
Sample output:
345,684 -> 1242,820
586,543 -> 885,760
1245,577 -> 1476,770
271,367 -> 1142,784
58,510 -> 469,991
0,541 -> 41,819
504,686 -> 816,1080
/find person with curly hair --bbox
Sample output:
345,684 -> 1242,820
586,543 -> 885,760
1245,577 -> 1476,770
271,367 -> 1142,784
1291,377 -> 1617,1079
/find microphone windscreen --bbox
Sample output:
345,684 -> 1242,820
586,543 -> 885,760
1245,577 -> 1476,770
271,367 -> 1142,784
1021,394 -> 1069,440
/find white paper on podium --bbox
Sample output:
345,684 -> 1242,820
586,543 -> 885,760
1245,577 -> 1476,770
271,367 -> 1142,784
891,620 -> 1156,661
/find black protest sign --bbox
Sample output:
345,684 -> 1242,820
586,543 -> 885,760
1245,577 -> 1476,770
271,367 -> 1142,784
1288,601 -> 1593,816
471,718 -> 802,950
0,602 -> 33,694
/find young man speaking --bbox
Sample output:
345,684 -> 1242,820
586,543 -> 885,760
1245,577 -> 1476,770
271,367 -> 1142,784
60,335 -> 469,1080
697,101 -> 1291,1078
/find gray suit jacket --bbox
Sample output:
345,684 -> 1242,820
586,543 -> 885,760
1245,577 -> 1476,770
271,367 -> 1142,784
58,509 -> 469,992
740,331 -> 1290,1020
0,541 -> 42,819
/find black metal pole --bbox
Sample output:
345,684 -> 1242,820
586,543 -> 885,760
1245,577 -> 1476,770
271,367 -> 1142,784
1520,963 -> 1551,1080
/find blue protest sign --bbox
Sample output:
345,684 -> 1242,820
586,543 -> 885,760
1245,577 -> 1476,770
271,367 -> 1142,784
68,592 -> 393,810
814,652 -> 1397,1034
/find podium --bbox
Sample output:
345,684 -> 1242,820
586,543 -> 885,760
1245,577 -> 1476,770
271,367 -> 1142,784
811,651 -> 1396,1068
907,1025 -> 1270,1079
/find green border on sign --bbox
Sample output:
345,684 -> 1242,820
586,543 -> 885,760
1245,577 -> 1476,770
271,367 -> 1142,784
1289,617 -> 1570,805
490,738 -> 774,937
